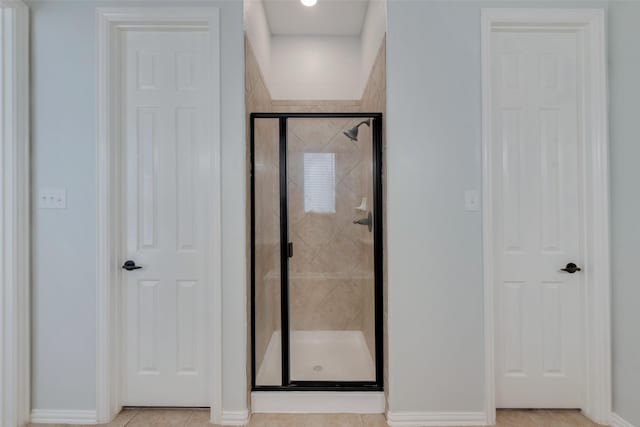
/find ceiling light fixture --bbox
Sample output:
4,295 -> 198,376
300,0 -> 317,7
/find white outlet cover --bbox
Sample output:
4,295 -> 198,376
38,188 -> 67,209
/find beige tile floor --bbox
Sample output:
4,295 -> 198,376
29,408 -> 608,427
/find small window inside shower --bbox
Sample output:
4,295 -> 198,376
303,152 -> 336,213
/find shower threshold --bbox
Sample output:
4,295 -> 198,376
257,330 -> 375,384
253,330 -> 383,413
251,389 -> 386,414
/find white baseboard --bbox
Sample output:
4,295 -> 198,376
386,411 -> 487,427
611,413 -> 636,427
251,391 -> 385,414
221,409 -> 251,426
31,409 -> 98,424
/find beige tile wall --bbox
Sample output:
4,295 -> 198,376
272,100 -> 361,113
361,39 -> 387,113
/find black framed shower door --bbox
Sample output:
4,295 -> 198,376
250,112 -> 383,392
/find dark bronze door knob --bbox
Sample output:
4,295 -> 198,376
122,260 -> 142,271
560,262 -> 582,274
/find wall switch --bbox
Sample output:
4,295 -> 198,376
464,190 -> 480,211
38,189 -> 66,209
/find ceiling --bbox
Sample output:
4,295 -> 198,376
262,0 -> 370,36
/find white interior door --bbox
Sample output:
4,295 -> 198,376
122,29 -> 213,406
492,30 -> 585,408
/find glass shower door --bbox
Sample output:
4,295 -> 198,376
251,113 -> 382,390
286,117 -> 377,382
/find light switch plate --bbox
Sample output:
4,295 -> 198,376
38,189 -> 66,209
464,190 -> 480,211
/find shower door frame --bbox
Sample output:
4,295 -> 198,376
250,112 -> 384,392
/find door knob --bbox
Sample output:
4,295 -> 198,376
560,262 -> 581,274
122,260 -> 142,271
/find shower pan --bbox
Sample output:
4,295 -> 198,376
250,112 -> 383,392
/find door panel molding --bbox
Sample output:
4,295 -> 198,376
96,8 -> 222,424
481,8 -> 610,425
0,2 -> 30,426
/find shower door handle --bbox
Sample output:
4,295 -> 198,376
288,242 -> 293,258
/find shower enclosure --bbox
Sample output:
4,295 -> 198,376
251,113 -> 383,391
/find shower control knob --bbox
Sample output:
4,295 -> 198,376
353,211 -> 373,233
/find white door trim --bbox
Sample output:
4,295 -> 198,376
0,2 -> 30,426
96,7 -> 222,424
481,8 -> 611,425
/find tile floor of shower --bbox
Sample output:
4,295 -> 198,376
257,330 -> 375,384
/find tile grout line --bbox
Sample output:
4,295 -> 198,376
123,410 -> 141,426
182,410 -> 195,427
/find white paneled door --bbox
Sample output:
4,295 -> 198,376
123,30 -> 213,406
492,31 -> 584,408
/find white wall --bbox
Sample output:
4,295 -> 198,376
30,2 -> 97,410
386,1 -> 639,424
386,1 -> 485,412
609,2 -> 640,426
28,0 -> 247,415
269,35 -> 362,100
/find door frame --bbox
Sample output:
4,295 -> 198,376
96,8 -> 222,424
481,8 -> 611,426
249,112 -> 384,392
0,2 -> 30,426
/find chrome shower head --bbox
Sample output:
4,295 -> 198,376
343,119 -> 371,142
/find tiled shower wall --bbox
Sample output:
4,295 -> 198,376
246,36 -> 386,373
361,39 -> 387,113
